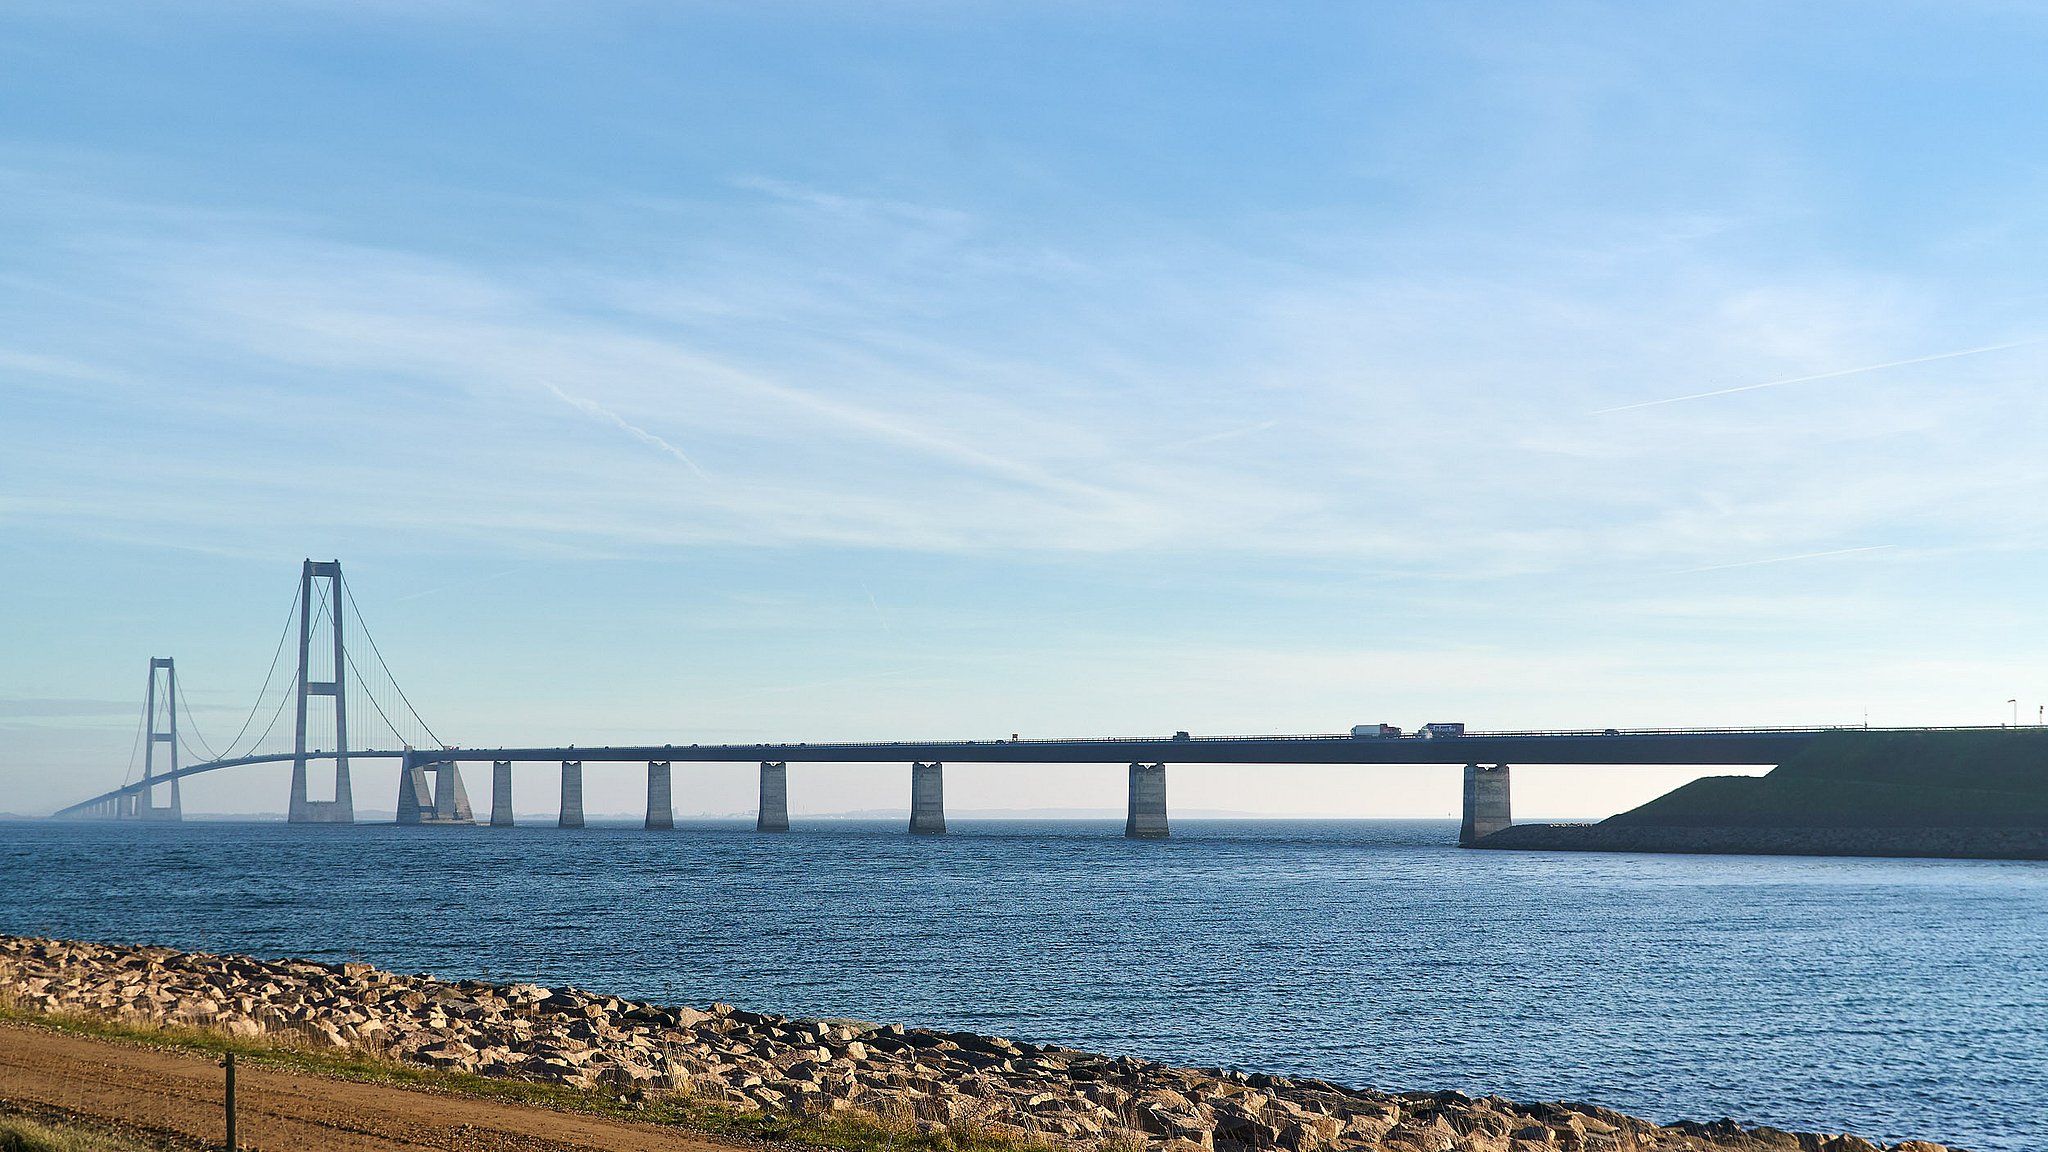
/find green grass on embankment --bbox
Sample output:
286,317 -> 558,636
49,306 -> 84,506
0,1006 -> 1064,1152
0,1115 -> 157,1152
1606,728 -> 2048,828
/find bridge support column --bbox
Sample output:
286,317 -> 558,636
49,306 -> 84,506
1460,763 -> 1512,846
909,762 -> 946,835
1126,762 -> 1168,839
646,761 -> 674,830
432,761 -> 474,823
491,761 -> 514,827
397,753 -> 431,824
396,754 -> 472,824
757,762 -> 789,832
559,761 -> 584,828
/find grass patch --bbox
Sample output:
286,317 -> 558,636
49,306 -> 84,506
1607,729 -> 2048,828
0,1007 -> 1070,1152
0,1115 -> 156,1152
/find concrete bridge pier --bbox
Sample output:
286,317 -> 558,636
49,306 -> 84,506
1460,763 -> 1512,845
397,754 -> 474,824
757,761 -> 789,832
909,762 -> 946,834
646,761 -> 673,830
490,761 -> 514,827
1126,762 -> 1168,839
396,755 -> 431,824
559,761 -> 584,829
432,761 -> 474,823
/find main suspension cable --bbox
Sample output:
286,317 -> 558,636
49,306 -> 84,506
210,582 -> 304,761
119,688 -> 147,788
340,575 -> 443,748
176,680 -> 220,763
343,645 -> 409,749
246,672 -> 299,755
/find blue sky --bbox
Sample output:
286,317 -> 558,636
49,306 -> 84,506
5,1 -> 2048,819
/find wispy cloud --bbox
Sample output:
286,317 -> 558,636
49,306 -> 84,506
11,168 -> 2048,590
0,698 -> 139,719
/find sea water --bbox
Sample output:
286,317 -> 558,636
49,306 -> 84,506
0,818 -> 2039,1151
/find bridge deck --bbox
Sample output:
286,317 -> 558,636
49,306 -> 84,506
56,727 -> 1892,817
407,729 -> 1832,766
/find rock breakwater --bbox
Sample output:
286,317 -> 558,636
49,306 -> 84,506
0,936 -> 1955,1152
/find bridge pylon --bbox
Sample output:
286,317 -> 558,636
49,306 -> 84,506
137,657 -> 182,821
288,559 -> 354,823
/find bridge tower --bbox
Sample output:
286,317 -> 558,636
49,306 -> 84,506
138,657 -> 183,821
288,559 -> 355,823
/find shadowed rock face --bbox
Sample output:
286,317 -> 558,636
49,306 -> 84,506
0,935 -> 1957,1152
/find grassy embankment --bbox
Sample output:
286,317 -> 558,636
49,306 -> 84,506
1607,728 -> 2048,828
0,998 -> 1069,1152
0,1115 -> 156,1152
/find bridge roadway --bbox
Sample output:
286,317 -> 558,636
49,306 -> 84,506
394,727 -> 1834,766
57,726 -> 1855,841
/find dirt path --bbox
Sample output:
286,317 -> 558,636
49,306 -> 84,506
0,1019 -> 746,1151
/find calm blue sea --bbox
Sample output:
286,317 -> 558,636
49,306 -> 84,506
0,818 -> 2039,1151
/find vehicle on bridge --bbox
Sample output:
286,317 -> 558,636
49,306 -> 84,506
1351,724 -> 1403,738
1419,722 -> 1467,739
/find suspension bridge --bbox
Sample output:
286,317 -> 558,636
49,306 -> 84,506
52,559 -> 1865,843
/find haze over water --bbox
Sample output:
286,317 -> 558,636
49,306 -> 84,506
1,819 -> 2038,1151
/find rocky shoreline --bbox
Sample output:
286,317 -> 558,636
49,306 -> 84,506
0,936 -> 1954,1152
1474,824 -> 2048,860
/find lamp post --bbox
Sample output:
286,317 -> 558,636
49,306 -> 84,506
2009,699 -> 2018,727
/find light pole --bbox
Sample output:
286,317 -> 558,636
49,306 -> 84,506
2009,699 -> 2018,727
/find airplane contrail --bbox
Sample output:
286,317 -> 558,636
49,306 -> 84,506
1594,339 -> 2039,414
1670,544 -> 1894,575
396,565 -> 531,602
545,383 -> 709,478
1155,420 -> 1281,452
861,582 -> 892,632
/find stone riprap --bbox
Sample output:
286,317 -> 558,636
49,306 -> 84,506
0,936 -> 1955,1152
